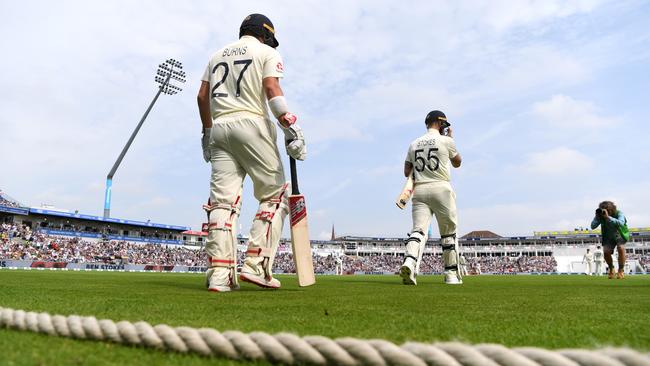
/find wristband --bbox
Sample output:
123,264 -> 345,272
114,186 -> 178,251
268,96 -> 290,118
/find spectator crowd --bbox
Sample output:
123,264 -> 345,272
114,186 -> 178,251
627,253 -> 650,272
0,223 -> 579,274
0,196 -> 22,208
1,223 -> 202,266
469,255 -> 557,274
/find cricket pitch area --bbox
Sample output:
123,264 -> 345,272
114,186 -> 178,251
0,271 -> 648,365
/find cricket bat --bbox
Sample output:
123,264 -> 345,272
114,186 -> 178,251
288,157 -> 316,287
395,175 -> 414,209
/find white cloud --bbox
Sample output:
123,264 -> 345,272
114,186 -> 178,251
477,0 -> 604,32
462,120 -> 513,150
306,121 -> 366,144
278,0 -> 608,145
461,202 -> 589,236
521,147 -> 594,175
313,178 -> 354,203
532,94 -> 617,129
360,164 -> 402,179
1,0 -> 648,239
460,181 -> 650,235
318,230 -> 332,240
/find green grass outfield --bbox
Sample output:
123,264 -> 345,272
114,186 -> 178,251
0,270 -> 648,365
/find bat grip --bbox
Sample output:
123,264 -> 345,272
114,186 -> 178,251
289,157 -> 300,195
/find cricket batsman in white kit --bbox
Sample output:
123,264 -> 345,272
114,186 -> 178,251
196,14 -> 306,292
459,254 -> 468,276
400,110 -> 462,285
594,245 -> 605,276
582,248 -> 594,276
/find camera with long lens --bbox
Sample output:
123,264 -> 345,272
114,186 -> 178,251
595,208 -> 607,217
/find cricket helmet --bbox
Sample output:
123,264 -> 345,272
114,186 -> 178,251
425,110 -> 451,128
239,14 -> 279,48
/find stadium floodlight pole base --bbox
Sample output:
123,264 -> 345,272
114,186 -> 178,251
1,306 -> 649,366
103,178 -> 113,219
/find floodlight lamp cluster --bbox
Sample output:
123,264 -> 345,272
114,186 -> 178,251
155,58 -> 186,95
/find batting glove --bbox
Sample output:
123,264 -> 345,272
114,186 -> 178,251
201,128 -> 211,163
278,113 -> 306,161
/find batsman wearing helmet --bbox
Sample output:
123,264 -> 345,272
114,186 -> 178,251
197,14 -> 306,292
400,110 -> 463,285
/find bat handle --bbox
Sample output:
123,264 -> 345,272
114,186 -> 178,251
289,157 -> 300,195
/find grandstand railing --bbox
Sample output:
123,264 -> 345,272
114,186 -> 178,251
0,205 -> 30,216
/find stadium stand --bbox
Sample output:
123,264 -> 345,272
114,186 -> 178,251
0,190 -> 29,216
1,194 -> 189,245
0,190 -> 24,208
4,222 -> 648,274
1,188 -> 649,275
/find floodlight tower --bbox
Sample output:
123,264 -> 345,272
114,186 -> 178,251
103,59 -> 186,218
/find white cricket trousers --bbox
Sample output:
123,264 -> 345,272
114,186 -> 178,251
411,181 -> 458,237
207,112 -> 286,257
595,261 -> 603,276
209,113 -> 285,203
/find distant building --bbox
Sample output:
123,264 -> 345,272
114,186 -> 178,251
462,230 -> 502,239
1,189 -> 189,245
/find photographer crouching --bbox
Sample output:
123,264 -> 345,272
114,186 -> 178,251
591,201 -> 630,279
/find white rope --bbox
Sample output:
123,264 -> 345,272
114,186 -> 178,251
1,306 -> 648,366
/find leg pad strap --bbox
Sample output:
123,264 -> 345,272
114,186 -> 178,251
441,234 -> 460,276
203,202 -> 241,215
207,222 -> 233,231
405,237 -> 421,244
255,210 -> 276,222
209,257 -> 236,268
404,231 -> 427,275
247,246 -> 273,258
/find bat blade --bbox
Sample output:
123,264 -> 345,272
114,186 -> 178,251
289,194 -> 315,287
396,175 -> 414,209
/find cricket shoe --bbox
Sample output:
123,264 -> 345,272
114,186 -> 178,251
206,271 -> 239,293
399,258 -> 417,285
239,258 -> 281,289
239,271 -> 281,289
444,270 -> 463,285
617,271 -> 625,279
608,270 -> 616,279
239,260 -> 280,288
207,280 -> 239,293
208,284 -> 231,292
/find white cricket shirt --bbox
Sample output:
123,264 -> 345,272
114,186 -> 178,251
405,129 -> 458,183
201,36 -> 284,119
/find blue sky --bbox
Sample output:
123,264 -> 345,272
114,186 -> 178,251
1,0 -> 649,239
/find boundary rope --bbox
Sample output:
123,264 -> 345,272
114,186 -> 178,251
1,306 -> 648,365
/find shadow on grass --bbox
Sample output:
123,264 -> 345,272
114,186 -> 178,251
140,279 -> 304,293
